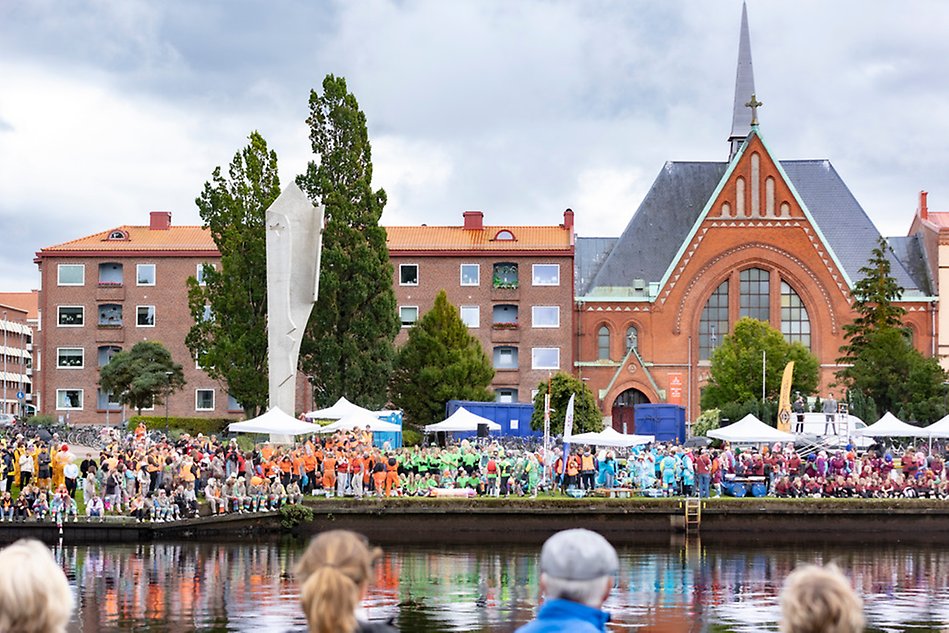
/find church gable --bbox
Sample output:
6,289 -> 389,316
711,134 -> 801,222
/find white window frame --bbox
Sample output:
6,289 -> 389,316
460,263 -> 480,286
56,347 -> 84,369
195,389 -> 215,411
460,305 -> 480,328
196,263 -> 212,286
136,263 -> 156,286
57,264 -> 85,286
399,263 -> 419,286
56,389 -> 83,410
136,305 -> 156,328
532,347 -> 560,370
532,264 -> 560,286
531,306 -> 560,328
399,305 -> 419,328
57,306 -> 85,328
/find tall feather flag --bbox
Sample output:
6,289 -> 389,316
560,394 -> 576,491
777,361 -> 795,432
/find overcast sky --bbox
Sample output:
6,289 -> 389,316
2,0 -> 948,292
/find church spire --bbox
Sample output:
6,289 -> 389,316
728,2 -> 756,159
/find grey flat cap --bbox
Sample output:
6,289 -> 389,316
540,529 -> 619,581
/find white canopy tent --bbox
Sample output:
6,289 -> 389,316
566,427 -> 654,447
424,407 -> 501,433
923,414 -> 949,439
317,411 -> 403,434
304,397 -> 378,421
227,407 -> 320,442
708,414 -> 796,444
855,411 -> 925,437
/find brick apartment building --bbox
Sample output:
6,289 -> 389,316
387,209 -> 575,403
0,300 -> 33,418
33,212 -> 237,424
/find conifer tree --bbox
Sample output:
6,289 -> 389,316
531,372 -> 602,435
185,132 -> 279,417
391,291 -> 495,426
297,75 -> 399,408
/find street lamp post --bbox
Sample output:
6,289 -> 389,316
164,370 -> 173,437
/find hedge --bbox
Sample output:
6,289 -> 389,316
128,415 -> 234,437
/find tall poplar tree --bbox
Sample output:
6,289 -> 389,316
297,75 -> 398,408
391,291 -> 495,426
185,131 -> 279,418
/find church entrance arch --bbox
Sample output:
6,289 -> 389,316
611,388 -> 651,433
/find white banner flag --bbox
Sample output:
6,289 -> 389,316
563,393 -> 576,439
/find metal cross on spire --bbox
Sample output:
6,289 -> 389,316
745,93 -> 763,126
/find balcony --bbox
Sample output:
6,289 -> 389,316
491,322 -> 520,343
96,327 -> 125,344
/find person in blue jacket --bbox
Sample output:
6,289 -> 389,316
515,528 -> 619,633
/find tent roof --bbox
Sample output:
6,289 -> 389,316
857,411 -> 924,437
923,414 -> 949,439
227,408 -> 320,436
304,397 -> 377,420
707,414 -> 796,443
318,411 -> 402,433
424,407 -> 501,432
567,427 -> 654,447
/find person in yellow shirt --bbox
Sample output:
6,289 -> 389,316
52,444 -> 71,489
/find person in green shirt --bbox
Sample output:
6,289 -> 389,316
404,473 -> 419,497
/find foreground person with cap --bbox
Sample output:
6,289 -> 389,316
515,528 -> 619,633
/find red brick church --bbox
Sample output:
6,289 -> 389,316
574,4 -> 936,431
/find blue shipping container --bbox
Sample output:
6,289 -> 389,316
633,404 -> 686,444
445,400 -> 540,438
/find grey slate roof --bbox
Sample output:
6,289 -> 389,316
575,237 -> 618,295
888,234 -> 933,297
581,158 -> 929,298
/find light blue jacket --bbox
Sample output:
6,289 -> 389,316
515,598 -> 610,633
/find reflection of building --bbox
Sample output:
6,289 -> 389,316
574,6 -> 935,429
0,298 -> 34,417
387,210 -> 575,402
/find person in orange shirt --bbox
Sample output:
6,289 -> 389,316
349,453 -> 364,499
302,451 -> 317,495
321,452 -> 337,497
385,454 -> 400,497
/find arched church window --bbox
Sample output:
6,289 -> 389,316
699,280 -> 729,360
626,325 -> 638,352
780,281 -> 811,349
739,268 -> 770,322
597,326 -> 611,360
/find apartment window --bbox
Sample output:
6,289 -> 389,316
532,264 -> 560,286
98,304 -> 123,326
97,262 -> 123,286
196,263 -> 212,286
460,264 -> 480,286
496,389 -> 518,403
532,306 -> 560,328
57,306 -> 84,327
97,389 -> 122,411
460,306 -> 480,328
57,264 -> 85,286
399,264 -> 418,286
399,306 -> 419,328
493,346 -> 518,369
137,305 -> 156,327
492,263 -> 518,288
202,305 -> 213,322
137,264 -> 156,286
195,389 -> 215,411
532,347 -> 560,370
56,389 -> 83,410
98,345 -> 121,367
492,304 -> 518,327
227,394 -> 243,412
56,348 -> 84,369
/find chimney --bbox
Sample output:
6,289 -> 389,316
463,211 -> 483,230
563,208 -> 575,231
149,211 -> 172,230
919,191 -> 929,221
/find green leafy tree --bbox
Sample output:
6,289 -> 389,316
99,341 -> 185,415
297,74 -> 398,409
391,291 -> 494,426
701,317 -> 819,411
845,387 -> 878,426
844,327 -> 947,424
185,131 -> 280,418
531,373 -> 602,435
838,236 -> 907,364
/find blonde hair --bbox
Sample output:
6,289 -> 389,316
295,530 -> 381,633
0,539 -> 73,633
780,564 -> 864,633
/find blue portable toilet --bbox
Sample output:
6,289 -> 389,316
445,400 -> 539,438
632,404 -> 686,444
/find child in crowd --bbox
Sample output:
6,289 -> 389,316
86,494 -> 105,520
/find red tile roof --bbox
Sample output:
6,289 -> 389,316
926,212 -> 949,229
0,292 -> 37,319
385,225 -> 572,251
39,225 -> 217,254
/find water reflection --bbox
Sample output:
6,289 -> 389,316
51,540 -> 949,632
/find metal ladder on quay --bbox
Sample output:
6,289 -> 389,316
684,497 -> 702,533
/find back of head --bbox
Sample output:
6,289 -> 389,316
0,539 -> 73,633
539,529 -> 618,609
780,564 -> 864,633
295,530 -> 380,633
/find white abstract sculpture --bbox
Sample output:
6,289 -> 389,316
265,182 -> 324,419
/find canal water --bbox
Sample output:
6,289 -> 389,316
53,540 -> 949,632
